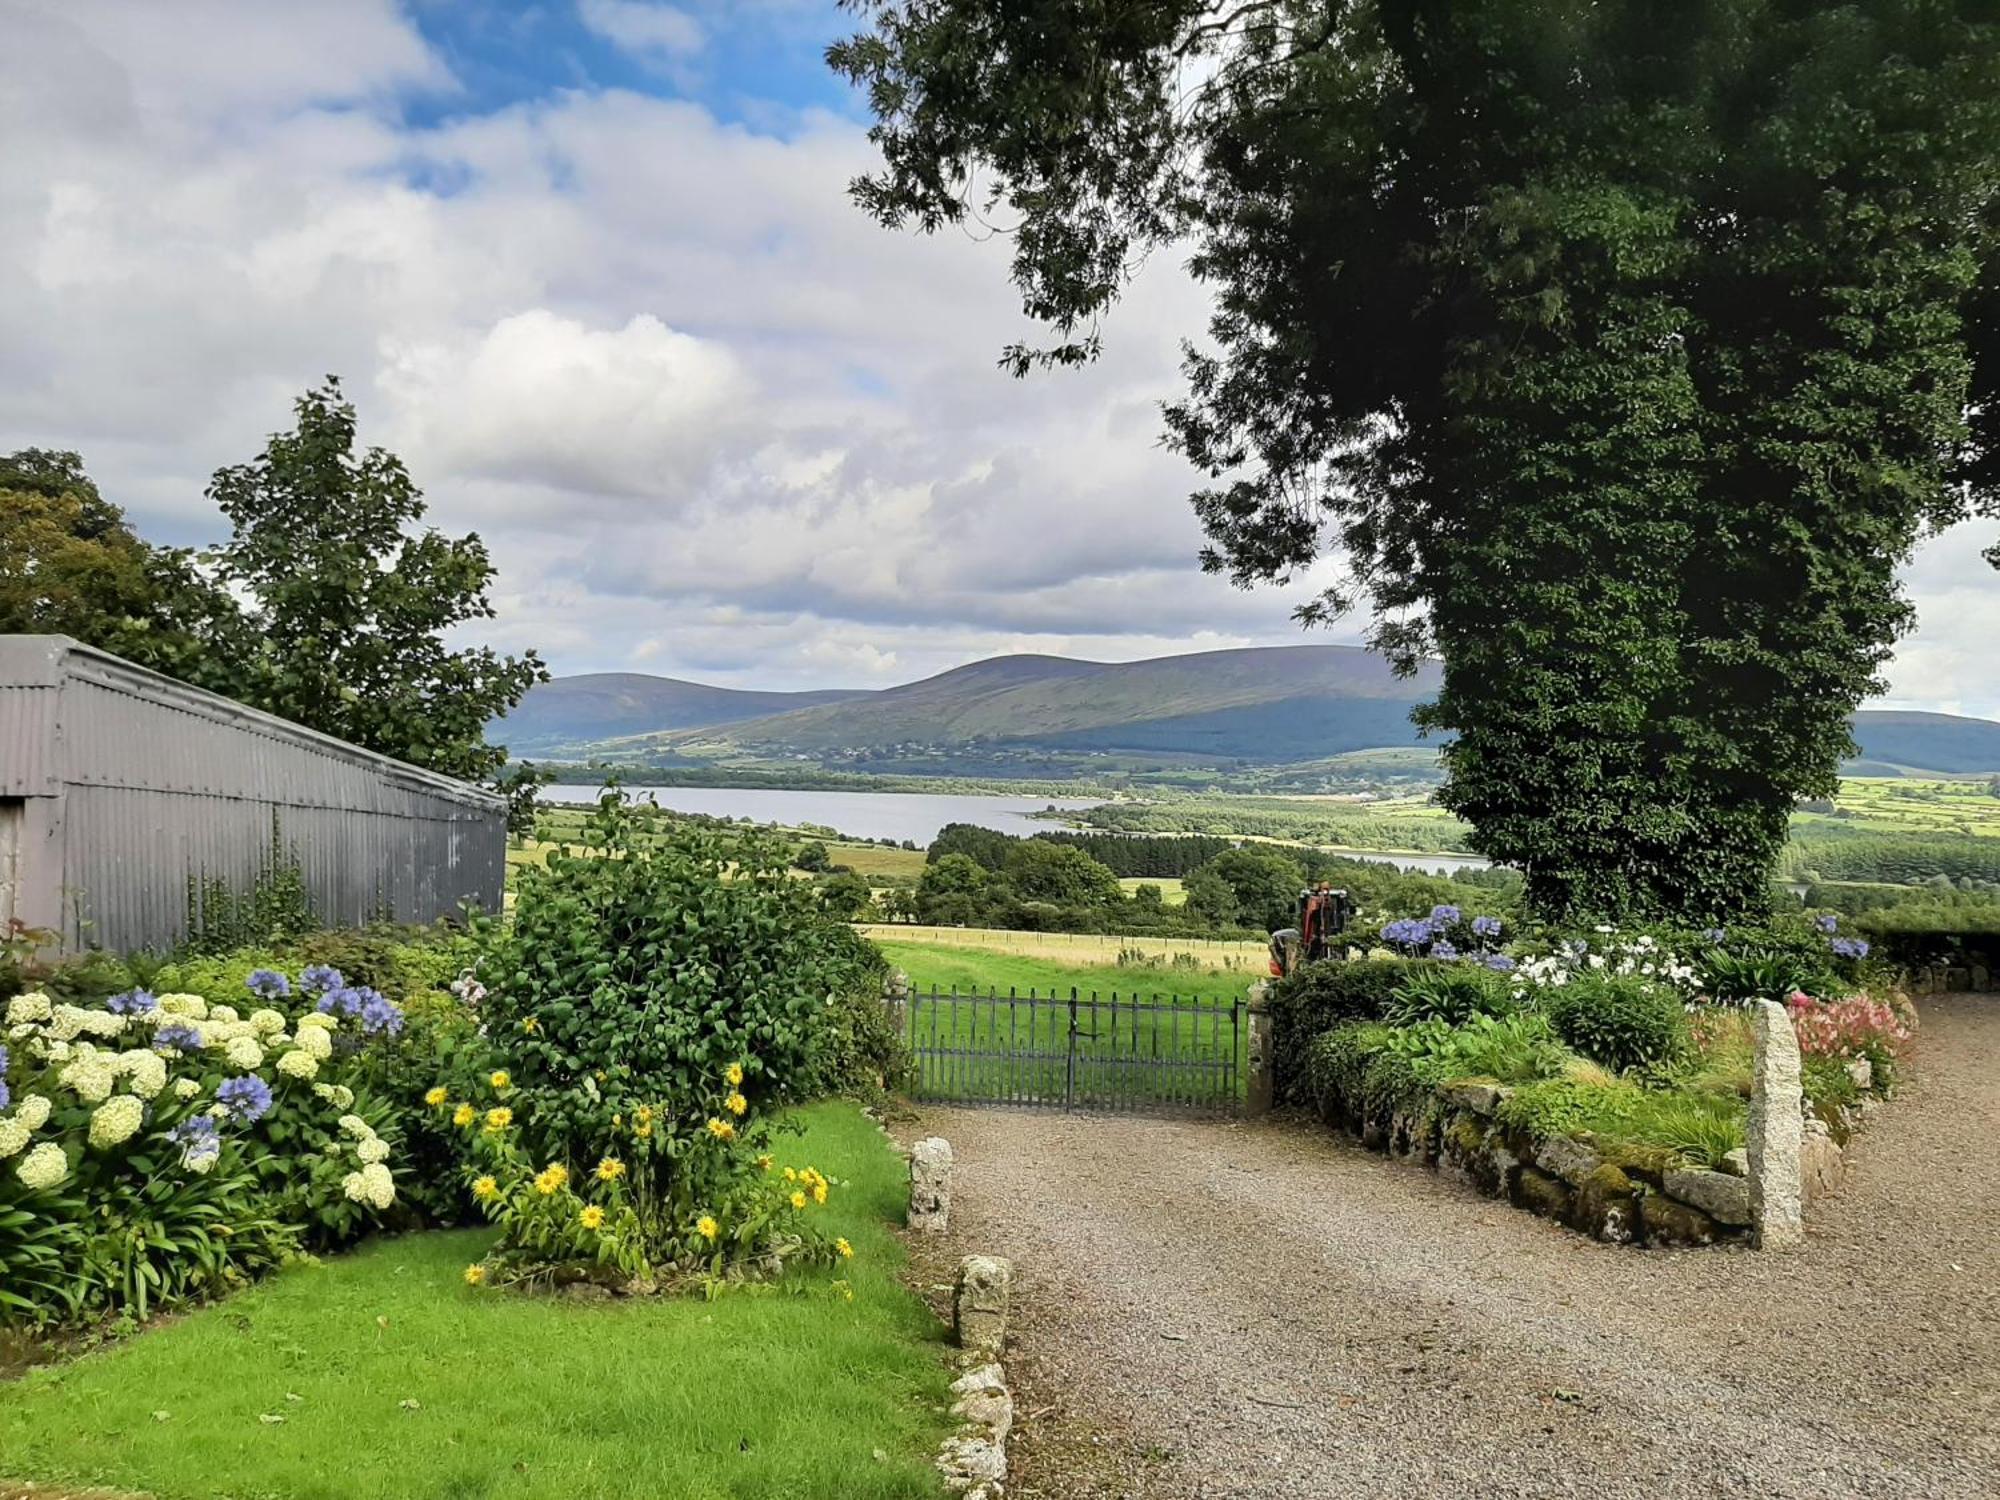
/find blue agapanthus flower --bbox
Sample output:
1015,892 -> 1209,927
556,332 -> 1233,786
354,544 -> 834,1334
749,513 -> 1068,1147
1482,953 -> 1518,972
1702,927 -> 1727,944
153,1022 -> 203,1052
216,1074 -> 273,1123
0,1044 -> 10,1112
1815,914 -> 1840,935
172,1114 -> 219,1146
1381,918 -> 1435,950
1429,904 -> 1463,927
1830,937 -> 1871,960
246,968 -> 292,1000
1470,915 -> 1503,939
173,1114 -> 221,1170
299,964 -> 344,996
318,984 -> 405,1037
1430,939 -> 1460,960
107,988 -> 158,1015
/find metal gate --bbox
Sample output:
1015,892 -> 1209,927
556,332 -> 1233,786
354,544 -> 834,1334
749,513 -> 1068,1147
901,986 -> 1244,1116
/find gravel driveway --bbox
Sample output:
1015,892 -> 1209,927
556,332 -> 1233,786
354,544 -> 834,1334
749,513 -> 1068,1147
906,993 -> 1999,1500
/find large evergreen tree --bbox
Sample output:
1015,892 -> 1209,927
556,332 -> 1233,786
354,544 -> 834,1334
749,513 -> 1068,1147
832,0 -> 2000,922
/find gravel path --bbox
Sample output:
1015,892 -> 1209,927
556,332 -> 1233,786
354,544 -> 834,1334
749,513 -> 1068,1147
908,993 -> 1999,1500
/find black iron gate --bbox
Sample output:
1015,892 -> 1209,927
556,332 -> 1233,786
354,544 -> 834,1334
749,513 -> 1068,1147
901,986 -> 1244,1116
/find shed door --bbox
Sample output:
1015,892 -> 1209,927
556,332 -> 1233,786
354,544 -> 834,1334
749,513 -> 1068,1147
0,798 -> 20,933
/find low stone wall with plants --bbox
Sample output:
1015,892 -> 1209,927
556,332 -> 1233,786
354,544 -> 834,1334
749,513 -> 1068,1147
1273,912 -> 1914,1249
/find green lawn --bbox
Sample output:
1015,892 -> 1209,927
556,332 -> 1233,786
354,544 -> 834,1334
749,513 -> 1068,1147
0,1104 -> 951,1500
874,938 -> 1257,1000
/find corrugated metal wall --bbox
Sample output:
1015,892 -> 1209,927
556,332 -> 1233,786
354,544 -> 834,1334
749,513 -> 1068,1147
0,636 -> 505,952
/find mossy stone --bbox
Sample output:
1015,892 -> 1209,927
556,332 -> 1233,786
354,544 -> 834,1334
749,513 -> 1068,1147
1598,1141 -> 1679,1187
1510,1166 -> 1573,1223
1636,1190 -> 1719,1247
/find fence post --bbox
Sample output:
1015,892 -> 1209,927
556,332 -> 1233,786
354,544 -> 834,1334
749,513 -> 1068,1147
884,969 -> 910,1038
1244,982 -> 1274,1118
1748,998 -> 1805,1250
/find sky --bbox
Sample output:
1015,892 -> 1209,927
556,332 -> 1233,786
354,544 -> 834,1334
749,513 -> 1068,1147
2,0 -> 1996,716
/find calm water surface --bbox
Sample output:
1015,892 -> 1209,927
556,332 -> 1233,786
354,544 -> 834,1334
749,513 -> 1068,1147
541,785 -> 1101,844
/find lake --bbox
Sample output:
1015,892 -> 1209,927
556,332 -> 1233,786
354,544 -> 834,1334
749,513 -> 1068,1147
539,784 -> 1103,844
541,783 -> 1493,873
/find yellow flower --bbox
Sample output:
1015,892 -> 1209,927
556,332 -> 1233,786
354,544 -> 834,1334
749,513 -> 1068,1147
521,1016 -> 539,1033
484,1106 -> 513,1133
453,1103 -> 477,1128
783,1167 -> 797,1183
754,1154 -> 773,1173
595,1157 -> 625,1182
696,1214 -> 718,1242
579,1204 -> 606,1231
463,1264 -> 487,1286
472,1175 -> 498,1201
812,1181 -> 828,1205
633,1120 -> 653,1139
835,1237 -> 853,1259
724,1062 -> 744,1086
424,1086 -> 449,1108
533,1163 -> 569,1195
612,1113 -> 623,1128
725,1092 -> 747,1117
706,1117 -> 736,1142
789,1190 -> 807,1210
489,1070 -> 511,1090
636,1105 -> 655,1126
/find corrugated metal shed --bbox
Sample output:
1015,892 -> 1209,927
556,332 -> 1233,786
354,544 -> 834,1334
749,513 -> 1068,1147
0,635 -> 505,952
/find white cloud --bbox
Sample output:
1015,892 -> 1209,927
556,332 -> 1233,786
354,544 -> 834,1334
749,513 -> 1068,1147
577,0 -> 704,61
0,0 -> 1992,718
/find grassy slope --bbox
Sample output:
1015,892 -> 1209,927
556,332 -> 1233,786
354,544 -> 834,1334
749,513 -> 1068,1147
0,1104 -> 950,1500
874,937 -> 1260,999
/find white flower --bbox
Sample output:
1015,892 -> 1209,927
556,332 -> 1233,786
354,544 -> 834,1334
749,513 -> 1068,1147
209,1005 -> 239,1024
5,991 -> 52,1025
88,1094 -> 145,1148
173,1077 -> 202,1101
295,1026 -> 333,1061
313,1083 -> 355,1109
249,1008 -> 287,1036
15,1094 -> 52,1131
59,1054 -> 116,1104
0,1118 -> 29,1158
119,1050 -> 169,1100
341,1170 -> 368,1202
297,1012 -> 337,1032
182,1140 -> 219,1175
358,1161 -> 395,1210
274,1049 -> 319,1080
337,1114 -> 374,1141
224,1036 -> 265,1070
156,993 -> 208,1020
17,1141 -> 67,1189
355,1136 -> 391,1165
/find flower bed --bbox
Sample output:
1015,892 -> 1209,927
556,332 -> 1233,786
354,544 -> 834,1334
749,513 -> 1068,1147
1276,914 -> 1915,1247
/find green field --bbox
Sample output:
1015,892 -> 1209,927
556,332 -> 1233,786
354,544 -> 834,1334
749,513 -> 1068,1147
0,1104 -> 950,1500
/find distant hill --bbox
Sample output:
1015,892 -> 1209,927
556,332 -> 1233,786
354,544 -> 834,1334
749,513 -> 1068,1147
501,649 -> 2000,777
494,673 -> 872,755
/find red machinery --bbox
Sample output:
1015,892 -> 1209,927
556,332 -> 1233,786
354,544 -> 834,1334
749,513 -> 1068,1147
1267,883 -> 1356,977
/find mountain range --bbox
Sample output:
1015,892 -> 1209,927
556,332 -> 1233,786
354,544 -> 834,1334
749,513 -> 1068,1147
494,645 -> 2000,777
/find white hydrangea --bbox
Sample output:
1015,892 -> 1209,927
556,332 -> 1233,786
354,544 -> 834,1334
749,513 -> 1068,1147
341,1169 -> 368,1202
249,1008 -> 287,1036
224,1036 -> 265,1070
59,1053 -> 117,1104
274,1049 -> 318,1080
5,991 -> 53,1025
17,1141 -> 68,1190
357,1161 -> 395,1209
156,993 -> 208,1019
88,1094 -> 145,1148
209,1004 -> 239,1024
50,1004 -> 119,1042
337,1114 -> 374,1141
118,1049 -> 169,1100
297,1012 -> 337,1032
295,1026 -> 333,1061
355,1135 -> 391,1165
0,1118 -> 29,1158
313,1083 -> 355,1109
15,1094 -> 52,1131
173,1077 -> 202,1101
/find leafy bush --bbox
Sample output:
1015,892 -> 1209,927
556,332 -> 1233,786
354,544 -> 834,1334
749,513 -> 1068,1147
1382,1012 -> 1570,1086
1541,975 -> 1690,1073
1383,963 -> 1518,1026
1268,959 -> 1425,1103
1304,1022 -> 1395,1120
1495,1075 -> 1745,1168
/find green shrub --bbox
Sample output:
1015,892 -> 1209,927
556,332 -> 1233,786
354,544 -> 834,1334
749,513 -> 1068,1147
1495,1075 -> 1746,1168
1384,964 -> 1518,1026
1358,1049 -> 1427,1124
1268,959 -> 1427,1104
1541,975 -> 1690,1073
1384,1012 -> 1571,1086
1304,1022 -> 1395,1119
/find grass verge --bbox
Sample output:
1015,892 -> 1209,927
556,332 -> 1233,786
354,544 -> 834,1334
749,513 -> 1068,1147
0,1104 -> 950,1500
